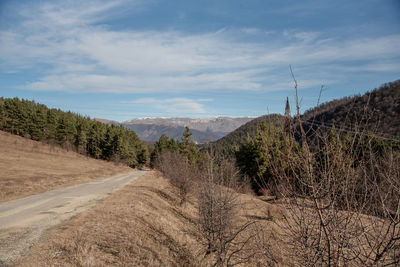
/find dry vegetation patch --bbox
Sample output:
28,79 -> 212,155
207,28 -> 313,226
12,170 -> 398,266
17,171 -> 199,266
0,131 -> 132,202
16,171 -> 286,266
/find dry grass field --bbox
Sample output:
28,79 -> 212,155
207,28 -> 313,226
16,171 -> 288,266
0,131 -> 132,202
12,171 -> 398,266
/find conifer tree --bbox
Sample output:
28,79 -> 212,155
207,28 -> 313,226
285,96 -> 291,117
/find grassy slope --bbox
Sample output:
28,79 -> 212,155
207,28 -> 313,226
0,130 -> 132,202
16,171 -> 395,266
18,171 -> 288,266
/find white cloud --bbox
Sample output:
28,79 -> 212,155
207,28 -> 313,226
123,98 -> 207,115
283,30 -> 321,43
1,0 -> 399,94
241,28 -> 263,35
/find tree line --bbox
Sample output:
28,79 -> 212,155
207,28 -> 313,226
0,97 -> 148,167
150,126 -> 204,168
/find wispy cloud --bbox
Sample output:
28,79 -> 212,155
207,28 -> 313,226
1,0 -> 399,95
269,0 -> 337,16
123,98 -> 208,115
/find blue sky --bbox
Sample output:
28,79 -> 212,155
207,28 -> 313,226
0,0 -> 399,121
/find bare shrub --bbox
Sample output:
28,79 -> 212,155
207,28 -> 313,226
197,155 -> 255,266
155,150 -> 193,204
249,221 -> 279,266
356,148 -> 400,265
276,136 -> 400,266
48,139 -> 57,153
262,69 -> 400,266
155,149 -> 257,265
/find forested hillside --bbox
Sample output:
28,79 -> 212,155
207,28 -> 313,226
300,80 -> 400,139
203,114 -> 285,158
0,98 -> 148,167
206,80 -> 400,158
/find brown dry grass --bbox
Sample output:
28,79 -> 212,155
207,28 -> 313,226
16,171 -> 288,266
0,131 -> 132,202
9,168 -> 394,266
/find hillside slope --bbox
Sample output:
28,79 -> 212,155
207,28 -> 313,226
300,80 -> 400,139
17,171 -> 286,266
204,114 -> 285,157
0,130 -> 132,202
18,171 -> 396,266
207,80 -> 400,157
0,97 -> 148,168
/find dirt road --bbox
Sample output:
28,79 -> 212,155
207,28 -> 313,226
0,170 -> 146,265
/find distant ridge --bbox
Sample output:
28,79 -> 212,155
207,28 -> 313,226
94,118 -> 120,126
123,117 -> 253,132
120,117 -> 253,143
124,123 -> 221,144
94,117 -> 253,143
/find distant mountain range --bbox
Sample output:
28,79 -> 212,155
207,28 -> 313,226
95,117 -> 253,143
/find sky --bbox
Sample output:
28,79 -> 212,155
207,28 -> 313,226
0,0 -> 399,122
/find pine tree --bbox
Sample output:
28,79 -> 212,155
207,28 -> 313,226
285,96 -> 291,117
236,122 -> 285,192
45,109 -> 57,140
29,107 -> 46,141
180,126 -> 200,164
181,126 -> 192,144
284,97 -> 292,133
150,134 -> 180,167
75,119 -> 88,153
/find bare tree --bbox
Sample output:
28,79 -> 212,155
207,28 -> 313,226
356,147 -> 400,265
155,150 -> 193,205
197,155 -> 255,267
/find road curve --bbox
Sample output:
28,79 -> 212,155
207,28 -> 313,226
0,170 -> 147,265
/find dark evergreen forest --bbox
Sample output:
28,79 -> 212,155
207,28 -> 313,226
0,97 -> 148,167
